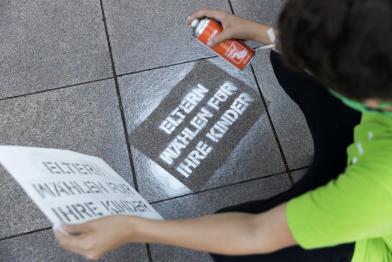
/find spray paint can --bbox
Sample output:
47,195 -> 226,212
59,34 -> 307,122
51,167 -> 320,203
191,18 -> 255,70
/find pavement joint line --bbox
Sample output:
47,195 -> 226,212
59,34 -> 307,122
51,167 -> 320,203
227,0 -> 235,14
116,55 -> 217,78
146,244 -> 154,262
149,170 -> 290,205
99,0 -> 140,192
0,227 -> 51,242
289,165 -> 311,183
249,64 -> 295,185
0,50 -> 265,104
0,57 -> 219,103
289,166 -> 310,173
0,77 -> 113,102
98,1 -> 155,258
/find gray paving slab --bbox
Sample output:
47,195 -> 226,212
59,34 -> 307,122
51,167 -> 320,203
230,0 -> 283,48
102,0 -> 231,74
230,0 -> 282,25
251,49 -> 314,169
120,57 -> 285,202
150,173 -> 291,262
292,169 -> 308,183
0,0 -> 112,99
0,229 -> 149,262
0,80 -> 134,238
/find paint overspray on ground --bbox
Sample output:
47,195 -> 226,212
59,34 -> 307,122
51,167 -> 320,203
130,61 -> 267,190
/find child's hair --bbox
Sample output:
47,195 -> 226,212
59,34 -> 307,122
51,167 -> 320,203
278,0 -> 392,100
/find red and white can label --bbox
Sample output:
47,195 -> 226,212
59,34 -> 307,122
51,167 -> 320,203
225,42 -> 250,65
196,19 -> 254,70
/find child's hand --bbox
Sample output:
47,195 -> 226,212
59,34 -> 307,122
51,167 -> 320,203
187,9 -> 272,46
54,216 -> 139,260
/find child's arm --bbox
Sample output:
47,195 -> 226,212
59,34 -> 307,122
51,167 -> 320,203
55,203 -> 296,260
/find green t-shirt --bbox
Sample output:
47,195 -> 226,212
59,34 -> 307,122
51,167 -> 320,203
286,113 -> 392,262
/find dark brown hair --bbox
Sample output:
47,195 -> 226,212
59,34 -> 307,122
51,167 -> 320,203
278,0 -> 392,100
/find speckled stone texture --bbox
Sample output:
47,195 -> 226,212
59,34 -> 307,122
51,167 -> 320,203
251,49 -> 314,169
0,229 -> 149,262
102,0 -> 230,74
230,0 -> 283,25
120,57 -> 285,202
150,174 -> 291,262
292,169 -> 308,183
230,0 -> 283,48
0,80 -> 134,238
0,0 -> 112,99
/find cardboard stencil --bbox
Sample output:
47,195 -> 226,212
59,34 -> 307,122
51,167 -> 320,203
0,146 -> 162,226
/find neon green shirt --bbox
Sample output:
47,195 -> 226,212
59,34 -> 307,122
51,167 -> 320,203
286,113 -> 392,261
